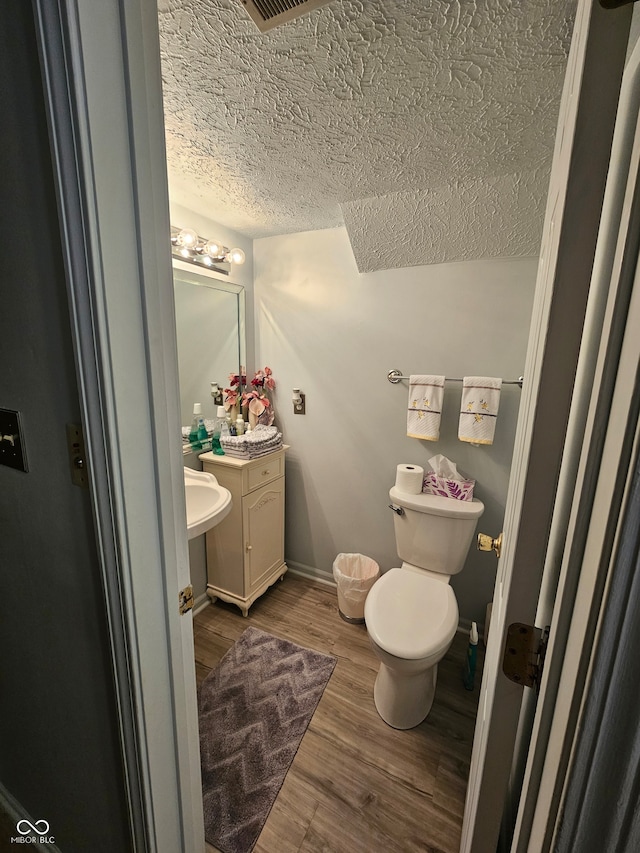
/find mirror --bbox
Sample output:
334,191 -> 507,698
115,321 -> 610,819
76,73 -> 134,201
173,260 -> 245,428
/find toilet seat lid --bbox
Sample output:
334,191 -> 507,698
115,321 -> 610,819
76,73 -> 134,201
365,568 -> 458,660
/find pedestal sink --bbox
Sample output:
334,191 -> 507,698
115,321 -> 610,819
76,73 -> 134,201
184,468 -> 232,539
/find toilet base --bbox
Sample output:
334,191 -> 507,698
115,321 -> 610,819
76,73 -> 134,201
373,662 -> 438,729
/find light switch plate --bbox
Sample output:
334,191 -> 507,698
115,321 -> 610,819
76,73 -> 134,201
0,408 -> 28,472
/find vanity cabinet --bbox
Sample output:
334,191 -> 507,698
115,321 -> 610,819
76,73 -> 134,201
199,447 -> 287,616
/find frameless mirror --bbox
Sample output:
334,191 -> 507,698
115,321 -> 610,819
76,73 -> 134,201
173,260 -> 246,428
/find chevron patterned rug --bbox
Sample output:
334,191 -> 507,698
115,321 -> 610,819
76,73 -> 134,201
198,626 -> 337,853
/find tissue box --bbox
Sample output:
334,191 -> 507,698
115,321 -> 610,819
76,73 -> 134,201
423,473 -> 475,501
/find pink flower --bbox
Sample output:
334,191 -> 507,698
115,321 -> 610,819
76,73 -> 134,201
224,388 -> 239,409
227,368 -> 247,388
242,389 -> 271,415
248,367 -> 276,391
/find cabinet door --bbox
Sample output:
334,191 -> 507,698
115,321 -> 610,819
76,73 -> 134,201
243,478 -> 285,591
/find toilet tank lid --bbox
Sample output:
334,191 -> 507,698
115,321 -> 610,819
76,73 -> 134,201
389,486 -> 484,519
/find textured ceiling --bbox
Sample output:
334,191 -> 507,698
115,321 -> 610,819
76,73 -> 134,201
158,0 -> 575,272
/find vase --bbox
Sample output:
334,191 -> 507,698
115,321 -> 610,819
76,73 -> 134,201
249,410 -> 259,430
259,407 -> 275,426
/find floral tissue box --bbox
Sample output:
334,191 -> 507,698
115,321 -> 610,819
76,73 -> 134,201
423,473 -> 475,501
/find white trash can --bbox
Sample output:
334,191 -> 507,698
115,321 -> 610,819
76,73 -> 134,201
333,553 -> 380,624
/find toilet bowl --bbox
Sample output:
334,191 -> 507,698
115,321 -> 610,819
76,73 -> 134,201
364,484 -> 484,729
365,567 -> 459,729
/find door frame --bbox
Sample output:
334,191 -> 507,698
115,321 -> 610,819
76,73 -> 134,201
32,0 -> 204,849
461,2 -> 633,849
514,33 -> 640,851
29,0 -> 639,850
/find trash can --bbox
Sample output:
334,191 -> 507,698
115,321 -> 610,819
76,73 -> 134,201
332,553 -> 380,624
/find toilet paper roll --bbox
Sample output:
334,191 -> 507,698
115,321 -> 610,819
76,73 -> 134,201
395,463 -> 425,494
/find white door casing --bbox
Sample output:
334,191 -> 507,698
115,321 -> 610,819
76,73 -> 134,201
461,3 -> 633,851
33,0 -> 204,850
518,37 -> 640,851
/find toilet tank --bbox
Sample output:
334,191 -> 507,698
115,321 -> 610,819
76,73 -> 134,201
389,486 -> 484,576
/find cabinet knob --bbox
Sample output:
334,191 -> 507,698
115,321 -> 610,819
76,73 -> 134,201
245,543 -> 253,552
262,469 -> 270,476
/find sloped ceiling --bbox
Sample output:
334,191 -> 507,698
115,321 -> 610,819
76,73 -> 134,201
158,0 -> 575,272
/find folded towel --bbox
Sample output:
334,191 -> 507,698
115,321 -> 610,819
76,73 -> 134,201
222,444 -> 283,460
220,425 -> 281,451
458,377 -> 502,446
407,375 -> 445,441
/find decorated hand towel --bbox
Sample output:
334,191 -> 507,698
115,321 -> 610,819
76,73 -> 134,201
407,375 -> 445,441
459,377 -> 502,446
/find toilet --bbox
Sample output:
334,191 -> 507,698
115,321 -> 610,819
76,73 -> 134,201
364,484 -> 484,729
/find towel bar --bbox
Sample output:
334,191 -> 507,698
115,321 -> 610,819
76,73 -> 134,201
387,370 -> 524,388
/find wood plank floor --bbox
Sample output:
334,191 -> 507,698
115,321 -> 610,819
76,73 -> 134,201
194,574 -> 483,853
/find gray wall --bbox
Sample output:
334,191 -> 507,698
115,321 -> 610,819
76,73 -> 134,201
254,227 -> 537,625
0,5 -> 130,849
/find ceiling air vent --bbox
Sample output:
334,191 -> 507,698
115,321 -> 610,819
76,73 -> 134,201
240,0 -> 334,32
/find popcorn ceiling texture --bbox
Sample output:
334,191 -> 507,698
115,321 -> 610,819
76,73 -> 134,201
342,169 -> 550,272
158,0 -> 575,272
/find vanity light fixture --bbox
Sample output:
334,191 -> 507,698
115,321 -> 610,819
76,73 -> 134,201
170,226 -> 246,274
292,388 -> 306,415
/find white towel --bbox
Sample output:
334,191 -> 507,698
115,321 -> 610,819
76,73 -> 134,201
407,375 -> 445,441
220,425 -> 281,451
459,377 -> 502,446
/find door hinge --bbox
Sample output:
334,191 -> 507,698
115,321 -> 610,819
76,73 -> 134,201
502,623 -> 549,690
179,584 -> 194,615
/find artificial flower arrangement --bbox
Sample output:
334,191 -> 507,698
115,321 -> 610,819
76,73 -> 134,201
224,366 -> 276,426
243,366 -> 276,424
223,368 -> 246,413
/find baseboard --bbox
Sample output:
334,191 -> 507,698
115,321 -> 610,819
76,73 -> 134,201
458,617 -> 474,636
192,590 -> 211,616
286,562 -> 486,639
286,560 -> 335,588
0,782 -> 62,852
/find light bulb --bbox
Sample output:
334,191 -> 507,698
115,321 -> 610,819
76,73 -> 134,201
202,256 -> 213,266
227,247 -> 245,265
204,241 -> 224,258
176,228 -> 198,248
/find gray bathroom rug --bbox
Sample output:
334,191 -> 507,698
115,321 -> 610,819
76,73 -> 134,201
198,625 -> 336,853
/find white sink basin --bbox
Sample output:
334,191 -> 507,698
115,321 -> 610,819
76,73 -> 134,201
184,468 -> 232,539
